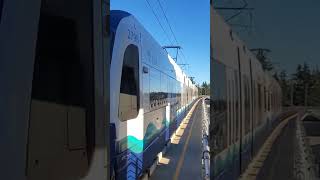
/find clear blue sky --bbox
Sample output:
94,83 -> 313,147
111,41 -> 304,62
111,0 -> 210,84
216,0 -> 320,76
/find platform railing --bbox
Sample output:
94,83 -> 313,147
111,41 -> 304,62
201,97 -> 210,180
293,111 -> 319,180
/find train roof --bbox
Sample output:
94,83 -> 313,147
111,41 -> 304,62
212,8 -> 280,88
110,10 -> 131,34
111,10 -> 196,87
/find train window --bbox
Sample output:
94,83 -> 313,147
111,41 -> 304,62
176,81 -> 181,109
169,78 -> 175,100
149,67 -> 161,109
211,59 -> 227,153
32,15 -> 84,107
160,72 -> 168,104
119,44 -> 140,121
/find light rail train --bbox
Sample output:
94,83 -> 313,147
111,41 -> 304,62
210,8 -> 282,180
110,10 -> 198,179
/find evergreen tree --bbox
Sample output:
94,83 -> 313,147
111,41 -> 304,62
190,77 -> 196,84
308,67 -> 320,106
292,64 -> 305,105
279,70 -> 290,106
257,61 -> 320,107
200,81 -> 210,95
290,62 -> 318,106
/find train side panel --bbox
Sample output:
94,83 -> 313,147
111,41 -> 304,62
211,8 -> 283,180
110,10 -> 198,179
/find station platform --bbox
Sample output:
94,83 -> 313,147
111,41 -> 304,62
150,100 -> 204,180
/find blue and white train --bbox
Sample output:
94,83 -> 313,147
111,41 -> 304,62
110,10 -> 198,179
210,7 -> 283,180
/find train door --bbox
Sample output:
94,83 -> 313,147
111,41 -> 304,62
226,74 -> 230,146
249,60 -> 255,158
243,75 -> 251,171
1,1 -> 108,180
116,43 -> 141,179
27,2 -> 90,180
231,70 -> 237,179
29,13 -> 86,179
253,81 -> 259,155
167,77 -> 172,137
236,47 -> 245,173
227,68 -> 235,178
226,67 -> 238,178
210,59 -> 228,179
161,73 -> 170,141
0,0 -> 42,179
234,68 -> 241,178
25,0 -> 107,180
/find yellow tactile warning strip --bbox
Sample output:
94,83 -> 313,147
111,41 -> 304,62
239,113 -> 298,180
172,98 -> 202,180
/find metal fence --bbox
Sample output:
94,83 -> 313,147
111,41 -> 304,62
294,111 -> 319,180
201,97 -> 210,180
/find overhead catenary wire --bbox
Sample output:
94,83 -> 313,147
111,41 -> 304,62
145,0 -> 193,79
155,0 -> 189,69
144,0 -> 174,46
144,0 -> 183,65
159,0 -> 192,75
156,0 -> 179,45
